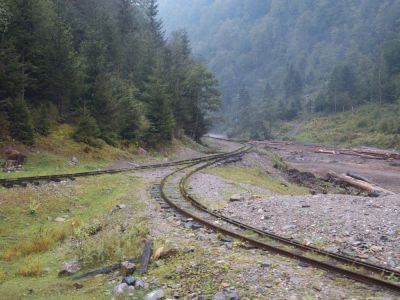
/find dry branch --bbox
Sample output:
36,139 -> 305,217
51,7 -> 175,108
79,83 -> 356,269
139,239 -> 153,273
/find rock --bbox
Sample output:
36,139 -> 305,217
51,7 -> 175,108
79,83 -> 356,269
55,217 -> 66,222
134,278 -> 145,289
184,221 -> 202,230
73,282 -> 84,289
229,194 -> 244,202
116,204 -> 127,209
212,292 -> 226,300
5,149 -> 26,165
298,261 -> 310,268
282,224 -> 297,230
136,148 -> 147,155
219,237 -> 233,243
212,290 -> 240,300
114,283 -> 129,296
325,246 -> 339,254
143,289 -> 165,300
184,246 -> 195,253
122,276 -> 136,286
260,259 -> 273,267
3,160 -> 21,172
175,266 -> 184,274
70,155 -> 79,165
256,287 -> 264,294
153,246 -> 178,260
120,261 -> 136,276
58,261 -> 81,276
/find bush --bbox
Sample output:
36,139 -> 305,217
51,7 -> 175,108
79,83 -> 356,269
73,107 -> 101,147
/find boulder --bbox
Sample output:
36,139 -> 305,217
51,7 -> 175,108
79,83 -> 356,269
70,155 -> 79,165
229,194 -> 244,202
143,289 -> 165,300
136,148 -> 147,155
58,261 -> 81,276
120,261 -> 136,276
3,160 -> 21,172
153,246 -> 178,260
114,283 -> 130,296
5,149 -> 26,165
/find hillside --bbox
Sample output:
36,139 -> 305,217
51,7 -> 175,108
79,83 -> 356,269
291,104 -> 400,149
159,0 -> 400,142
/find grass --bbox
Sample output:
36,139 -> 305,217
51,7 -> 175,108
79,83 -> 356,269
292,104 -> 400,149
207,166 -> 309,196
0,173 -> 149,299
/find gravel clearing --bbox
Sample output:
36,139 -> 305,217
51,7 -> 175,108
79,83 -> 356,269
219,194 -> 400,270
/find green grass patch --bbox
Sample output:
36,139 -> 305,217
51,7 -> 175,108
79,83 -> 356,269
0,173 -> 149,299
207,166 -> 309,196
292,104 -> 400,149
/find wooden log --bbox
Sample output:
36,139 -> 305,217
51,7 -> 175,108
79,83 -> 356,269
71,256 -> 140,280
316,149 -> 336,155
327,171 -> 394,196
139,239 -> 153,274
346,172 -> 371,183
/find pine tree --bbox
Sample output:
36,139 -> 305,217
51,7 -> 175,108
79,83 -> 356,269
8,97 -> 34,145
73,106 -> 100,146
143,65 -> 175,145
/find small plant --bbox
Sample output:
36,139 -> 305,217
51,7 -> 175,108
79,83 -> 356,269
386,273 -> 400,282
28,199 -> 41,216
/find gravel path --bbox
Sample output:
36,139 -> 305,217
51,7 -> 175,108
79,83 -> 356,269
219,194 -> 400,271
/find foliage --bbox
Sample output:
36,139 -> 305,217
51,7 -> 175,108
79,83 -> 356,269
0,0 -> 221,146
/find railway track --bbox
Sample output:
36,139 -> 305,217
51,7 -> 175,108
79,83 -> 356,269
2,137 -> 399,293
159,142 -> 400,294
0,148 -> 242,188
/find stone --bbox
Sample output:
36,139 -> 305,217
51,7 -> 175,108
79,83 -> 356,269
122,276 -> 136,286
136,148 -> 147,155
58,261 -> 81,276
184,221 -> 202,230
114,283 -> 129,296
219,237 -> 233,243
175,266 -> 184,274
298,261 -> 310,268
143,289 -> 165,300
134,278 -> 145,289
229,194 -> 244,202
70,156 -> 79,165
3,160 -> 21,172
55,217 -> 66,223
153,246 -> 178,260
73,282 -> 84,289
260,259 -> 273,267
120,261 -> 136,276
282,224 -> 297,230
116,204 -> 127,209
212,292 -> 226,300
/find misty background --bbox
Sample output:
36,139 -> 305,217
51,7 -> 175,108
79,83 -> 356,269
158,0 -> 400,141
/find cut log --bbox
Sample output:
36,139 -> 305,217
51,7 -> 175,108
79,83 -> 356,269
327,171 -> 394,196
139,239 -> 153,273
316,149 -> 336,155
71,256 -> 140,280
346,172 -> 371,183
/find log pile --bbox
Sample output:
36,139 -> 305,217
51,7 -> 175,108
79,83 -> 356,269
255,140 -> 400,161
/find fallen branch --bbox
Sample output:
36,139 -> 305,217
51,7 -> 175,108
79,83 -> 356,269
327,171 -> 394,196
71,256 -> 141,280
346,172 -> 371,183
139,239 -> 153,273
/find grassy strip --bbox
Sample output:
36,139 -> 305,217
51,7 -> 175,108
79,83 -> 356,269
207,166 -> 309,196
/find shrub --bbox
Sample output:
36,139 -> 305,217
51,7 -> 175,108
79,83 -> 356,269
17,258 -> 43,277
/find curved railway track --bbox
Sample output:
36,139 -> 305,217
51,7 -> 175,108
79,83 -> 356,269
159,141 -> 400,294
2,137 -> 399,293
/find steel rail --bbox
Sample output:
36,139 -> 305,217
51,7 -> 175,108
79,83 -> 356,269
0,146 -> 247,188
159,145 -> 400,294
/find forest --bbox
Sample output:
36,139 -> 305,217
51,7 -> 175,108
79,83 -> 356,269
159,0 -> 400,141
0,0 -> 221,146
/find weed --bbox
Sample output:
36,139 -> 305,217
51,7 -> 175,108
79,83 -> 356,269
17,257 -> 43,277
28,199 -> 41,216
